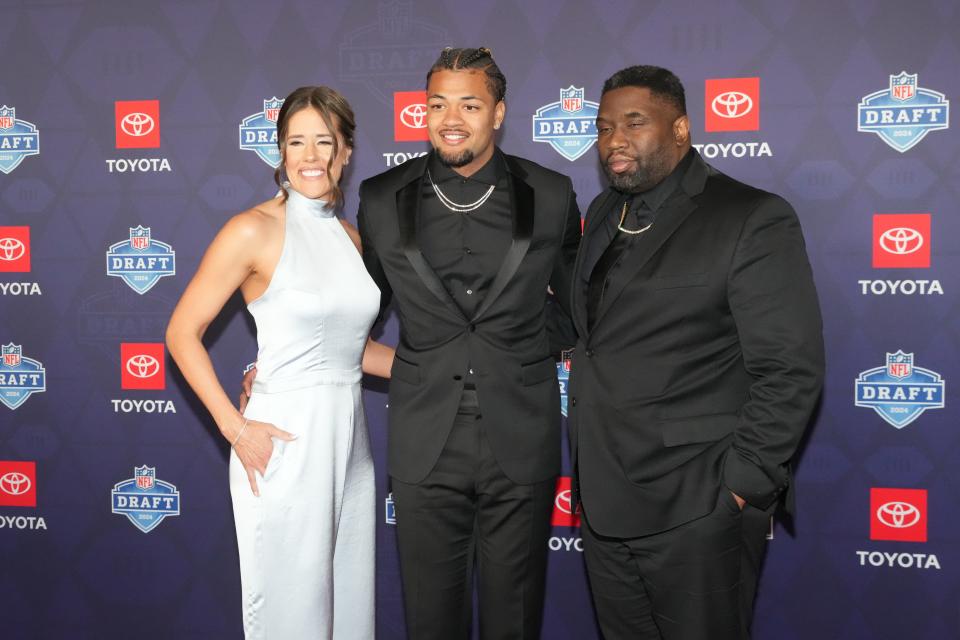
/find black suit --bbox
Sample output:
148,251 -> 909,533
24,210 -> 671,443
568,150 -> 824,639
358,149 -> 580,639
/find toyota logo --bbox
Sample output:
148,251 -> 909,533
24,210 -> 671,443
0,237 -> 25,261
126,354 -> 160,378
877,501 -> 921,528
120,112 -> 155,137
400,104 -> 428,129
879,227 -> 923,255
711,91 -> 753,119
554,489 -> 579,515
0,471 -> 32,496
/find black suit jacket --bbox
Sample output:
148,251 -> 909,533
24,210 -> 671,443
568,150 -> 824,538
358,151 -> 581,485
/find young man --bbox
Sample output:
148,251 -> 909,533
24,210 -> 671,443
358,48 -> 581,639
568,65 -> 824,639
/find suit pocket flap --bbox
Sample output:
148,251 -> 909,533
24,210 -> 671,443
521,357 -> 557,386
391,357 -> 421,385
654,273 -> 707,289
660,413 -> 738,447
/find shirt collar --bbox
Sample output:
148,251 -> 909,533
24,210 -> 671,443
427,148 -> 505,186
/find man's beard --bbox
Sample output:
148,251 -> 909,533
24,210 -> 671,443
602,149 -> 671,193
436,147 -> 475,168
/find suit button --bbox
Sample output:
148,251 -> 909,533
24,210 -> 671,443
468,324 -> 476,332
585,349 -> 594,357
453,375 -> 462,381
571,397 -> 577,407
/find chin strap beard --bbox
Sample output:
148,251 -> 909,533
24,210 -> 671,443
437,149 -> 475,169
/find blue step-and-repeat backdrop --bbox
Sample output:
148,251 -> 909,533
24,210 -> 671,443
1,1 -> 958,638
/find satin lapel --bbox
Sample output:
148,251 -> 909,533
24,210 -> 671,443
396,177 -> 465,317
590,194 -> 698,330
572,189 -> 618,337
583,189 -> 618,239
470,171 -> 534,322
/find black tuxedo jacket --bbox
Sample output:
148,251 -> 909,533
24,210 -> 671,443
358,151 -> 581,485
568,150 -> 824,538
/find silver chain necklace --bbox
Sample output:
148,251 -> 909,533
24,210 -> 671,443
427,170 -> 495,213
617,201 -> 653,235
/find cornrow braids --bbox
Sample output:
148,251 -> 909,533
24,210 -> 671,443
426,47 -> 507,103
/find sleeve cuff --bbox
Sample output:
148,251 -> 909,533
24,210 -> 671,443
723,450 -> 786,510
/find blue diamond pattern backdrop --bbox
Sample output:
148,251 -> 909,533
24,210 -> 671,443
1,0 -> 958,638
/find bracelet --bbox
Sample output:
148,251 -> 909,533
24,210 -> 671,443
231,418 -> 249,448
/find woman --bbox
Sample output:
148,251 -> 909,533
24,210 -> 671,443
166,86 -> 391,639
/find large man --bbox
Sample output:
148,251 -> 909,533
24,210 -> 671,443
358,48 -> 581,639
568,65 -> 824,639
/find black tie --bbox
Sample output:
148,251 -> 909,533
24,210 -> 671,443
586,201 -> 651,331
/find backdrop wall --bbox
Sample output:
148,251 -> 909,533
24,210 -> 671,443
1,1 -> 958,638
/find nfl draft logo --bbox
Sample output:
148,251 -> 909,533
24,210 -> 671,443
0,106 -> 40,174
557,349 -> 572,417
0,343 -> 46,410
106,226 -> 176,294
239,97 -> 283,167
111,465 -> 180,533
385,492 -> 396,525
855,350 -> 945,428
858,72 -> 949,152
532,87 -> 599,161
338,1 -> 449,105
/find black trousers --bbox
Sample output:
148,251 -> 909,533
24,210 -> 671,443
581,489 -> 771,640
391,393 -> 555,640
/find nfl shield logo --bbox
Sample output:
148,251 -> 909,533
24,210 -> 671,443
111,465 -> 180,532
264,98 -> 283,123
890,72 -> 917,102
886,350 -> 913,379
561,348 -> 573,372
130,226 -> 151,250
2,344 -> 21,367
135,465 -> 156,490
561,86 -> 584,114
0,106 -> 14,130
379,0 -> 413,37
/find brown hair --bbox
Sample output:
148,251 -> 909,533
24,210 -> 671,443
274,86 -> 356,209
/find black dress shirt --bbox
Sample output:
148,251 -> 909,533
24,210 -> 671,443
419,150 -> 512,318
582,149 -> 695,284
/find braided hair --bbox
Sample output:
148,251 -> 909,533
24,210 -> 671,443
426,47 -> 506,103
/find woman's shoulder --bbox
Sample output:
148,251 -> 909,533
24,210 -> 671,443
204,198 -> 283,261
224,197 -> 283,239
